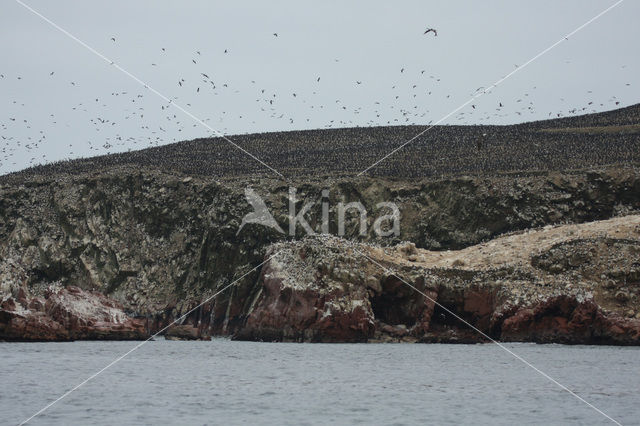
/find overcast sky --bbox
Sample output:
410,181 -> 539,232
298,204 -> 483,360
1,0 -> 638,175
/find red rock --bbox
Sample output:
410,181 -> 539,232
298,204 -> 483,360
0,286 -> 147,341
0,297 -> 17,311
165,324 -> 211,340
233,239 -> 640,345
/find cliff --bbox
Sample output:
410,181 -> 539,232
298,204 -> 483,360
236,215 -> 640,344
1,166 -> 639,342
2,106 -> 640,342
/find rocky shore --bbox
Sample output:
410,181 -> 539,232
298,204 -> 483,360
2,107 -> 640,343
236,215 -> 640,344
0,285 -> 146,341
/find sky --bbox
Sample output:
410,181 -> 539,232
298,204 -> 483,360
1,0 -> 638,175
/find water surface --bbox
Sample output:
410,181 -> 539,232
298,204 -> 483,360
1,340 -> 638,425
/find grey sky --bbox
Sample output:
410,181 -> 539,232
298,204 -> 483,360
1,0 -> 638,175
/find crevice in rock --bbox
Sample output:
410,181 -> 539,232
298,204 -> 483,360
370,278 -> 418,327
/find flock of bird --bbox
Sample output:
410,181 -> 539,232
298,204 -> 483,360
0,27 -> 634,175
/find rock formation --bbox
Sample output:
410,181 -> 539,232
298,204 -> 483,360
1,167 -> 639,343
235,215 -> 640,344
2,106 -> 640,343
0,285 -> 146,341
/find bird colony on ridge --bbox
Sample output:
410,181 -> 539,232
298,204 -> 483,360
0,28 -> 635,177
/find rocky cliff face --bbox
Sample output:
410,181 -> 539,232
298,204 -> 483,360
236,215 -> 640,344
1,166 -> 640,342
0,285 -> 146,341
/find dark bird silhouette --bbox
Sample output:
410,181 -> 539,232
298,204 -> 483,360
423,28 -> 437,36
317,77 -> 320,82
224,49 -> 228,53
273,33 -> 278,37
110,37 -> 116,42
49,72 -> 54,76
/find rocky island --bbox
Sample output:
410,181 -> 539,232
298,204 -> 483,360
1,105 -> 639,343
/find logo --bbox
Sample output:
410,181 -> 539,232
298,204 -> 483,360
236,188 -> 285,235
237,187 -> 400,237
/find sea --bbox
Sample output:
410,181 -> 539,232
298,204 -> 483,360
1,339 -> 638,425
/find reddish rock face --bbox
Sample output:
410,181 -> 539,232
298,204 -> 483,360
233,235 -> 640,345
235,261 -> 375,342
501,297 -> 640,345
165,324 -> 211,341
0,286 -> 147,341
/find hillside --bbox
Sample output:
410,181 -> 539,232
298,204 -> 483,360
2,103 -> 640,182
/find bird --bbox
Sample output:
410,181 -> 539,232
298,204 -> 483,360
49,71 -> 54,76
317,77 -> 320,82
273,33 -> 278,37
224,49 -> 228,53
110,37 -> 116,42
423,28 -> 437,36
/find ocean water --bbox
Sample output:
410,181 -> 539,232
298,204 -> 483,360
1,339 -> 638,425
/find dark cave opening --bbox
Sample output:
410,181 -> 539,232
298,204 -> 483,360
430,303 -> 461,327
370,283 -> 418,327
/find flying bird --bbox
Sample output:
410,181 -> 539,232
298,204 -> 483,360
423,28 -> 437,36
110,37 -> 116,42
273,33 -> 278,37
